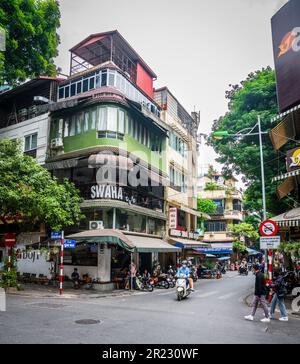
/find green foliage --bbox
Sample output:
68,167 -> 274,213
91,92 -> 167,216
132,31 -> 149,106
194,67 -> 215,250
228,223 -> 259,243
0,139 -> 84,230
207,67 -> 288,216
0,268 -> 18,288
197,198 -> 217,215
278,242 -> 300,259
0,0 -> 60,85
204,182 -> 224,191
233,241 -> 247,253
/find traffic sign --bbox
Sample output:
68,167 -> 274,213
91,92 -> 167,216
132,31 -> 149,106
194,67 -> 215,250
260,236 -> 281,250
259,220 -> 278,237
64,240 -> 76,249
51,231 -> 62,240
4,233 -> 16,247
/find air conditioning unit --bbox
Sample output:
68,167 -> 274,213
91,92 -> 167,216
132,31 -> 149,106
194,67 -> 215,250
50,138 -> 63,149
89,221 -> 104,230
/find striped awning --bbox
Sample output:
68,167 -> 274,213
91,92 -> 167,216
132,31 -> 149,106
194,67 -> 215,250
272,169 -> 300,182
271,207 -> 300,227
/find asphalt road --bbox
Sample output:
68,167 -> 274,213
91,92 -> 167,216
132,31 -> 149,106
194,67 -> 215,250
0,271 -> 299,344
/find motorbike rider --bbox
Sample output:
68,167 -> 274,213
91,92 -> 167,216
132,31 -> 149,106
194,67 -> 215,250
176,260 -> 194,292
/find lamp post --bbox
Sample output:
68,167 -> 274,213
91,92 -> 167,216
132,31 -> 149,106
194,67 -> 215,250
212,116 -> 270,278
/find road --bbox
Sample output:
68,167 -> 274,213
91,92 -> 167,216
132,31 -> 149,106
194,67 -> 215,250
0,271 -> 299,344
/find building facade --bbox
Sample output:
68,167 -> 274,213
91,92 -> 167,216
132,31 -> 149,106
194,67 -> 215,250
198,173 -> 243,253
0,30 -> 203,285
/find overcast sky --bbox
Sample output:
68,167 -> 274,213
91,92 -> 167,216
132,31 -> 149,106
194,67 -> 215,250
56,0 -> 288,176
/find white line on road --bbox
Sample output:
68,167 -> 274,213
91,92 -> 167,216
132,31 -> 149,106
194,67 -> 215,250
218,292 -> 237,300
196,291 -> 219,298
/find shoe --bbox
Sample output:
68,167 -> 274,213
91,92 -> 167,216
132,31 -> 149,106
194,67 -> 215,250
244,315 -> 254,321
279,317 -> 288,322
190,288 -> 195,292
261,317 -> 271,323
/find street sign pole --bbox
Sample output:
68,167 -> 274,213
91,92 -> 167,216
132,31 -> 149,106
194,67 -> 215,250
258,116 -> 270,279
59,231 -> 64,296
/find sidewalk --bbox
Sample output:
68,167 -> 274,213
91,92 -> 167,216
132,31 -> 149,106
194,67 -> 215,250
244,293 -> 300,319
6,284 -> 144,300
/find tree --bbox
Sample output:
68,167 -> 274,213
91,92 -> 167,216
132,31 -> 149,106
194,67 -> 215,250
207,67 -> 289,216
0,139 -> 84,230
228,223 -> 259,245
0,0 -> 60,85
197,198 -> 217,215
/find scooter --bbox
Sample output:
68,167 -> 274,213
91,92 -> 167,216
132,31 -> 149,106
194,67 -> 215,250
136,274 -> 154,292
239,266 -> 248,276
176,274 -> 191,301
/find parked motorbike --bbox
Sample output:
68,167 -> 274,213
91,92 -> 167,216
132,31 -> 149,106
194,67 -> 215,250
136,274 -> 154,292
176,274 -> 191,301
150,274 -> 170,289
283,271 -> 299,294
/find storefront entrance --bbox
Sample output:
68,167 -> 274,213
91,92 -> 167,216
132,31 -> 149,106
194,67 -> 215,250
139,253 -> 152,273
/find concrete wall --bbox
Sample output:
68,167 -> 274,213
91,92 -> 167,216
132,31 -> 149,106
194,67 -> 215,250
16,249 -> 53,279
0,113 -> 50,165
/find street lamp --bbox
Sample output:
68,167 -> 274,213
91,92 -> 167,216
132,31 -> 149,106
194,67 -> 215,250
212,116 -> 270,278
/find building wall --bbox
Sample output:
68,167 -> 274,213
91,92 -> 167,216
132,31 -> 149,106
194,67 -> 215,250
0,113 -> 49,165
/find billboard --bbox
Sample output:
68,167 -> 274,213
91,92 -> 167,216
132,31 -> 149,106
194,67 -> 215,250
271,0 -> 300,112
286,146 -> 300,172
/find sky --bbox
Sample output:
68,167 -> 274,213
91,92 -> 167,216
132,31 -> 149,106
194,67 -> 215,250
55,0 -> 288,178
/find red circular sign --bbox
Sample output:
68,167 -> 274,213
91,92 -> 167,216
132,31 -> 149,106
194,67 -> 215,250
259,220 -> 278,237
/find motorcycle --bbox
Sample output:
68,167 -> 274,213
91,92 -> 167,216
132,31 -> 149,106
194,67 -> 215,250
176,274 -> 191,301
283,270 -> 299,294
136,274 -> 154,292
239,266 -> 248,276
190,266 -> 198,282
150,274 -> 170,289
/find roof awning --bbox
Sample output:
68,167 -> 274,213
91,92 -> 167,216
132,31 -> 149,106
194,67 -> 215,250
66,229 -> 134,252
169,238 -> 210,249
125,234 -> 181,253
195,248 -> 233,255
272,169 -> 300,182
276,177 -> 295,200
247,248 -> 262,256
271,208 -> 300,227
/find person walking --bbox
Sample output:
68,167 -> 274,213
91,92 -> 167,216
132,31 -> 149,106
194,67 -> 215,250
269,268 -> 288,322
129,261 -> 137,290
244,264 -> 270,322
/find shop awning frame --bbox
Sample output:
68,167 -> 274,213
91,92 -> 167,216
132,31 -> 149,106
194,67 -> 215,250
272,169 -> 300,182
271,207 -> 300,227
169,238 -> 210,250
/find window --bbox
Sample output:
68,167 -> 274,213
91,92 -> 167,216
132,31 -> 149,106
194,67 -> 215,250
64,118 -> 69,137
76,113 -> 83,134
101,70 -> 107,86
119,110 -> 125,134
107,107 -> 118,132
98,107 -> 107,131
83,78 -> 89,92
25,133 -> 37,152
69,116 -> 76,136
108,71 -> 115,86
59,87 -> 64,99
65,86 -> 70,98
91,109 -> 96,130
96,74 -> 101,88
84,112 -> 89,132
70,83 -> 76,97
76,82 -> 82,94
89,77 -> 95,90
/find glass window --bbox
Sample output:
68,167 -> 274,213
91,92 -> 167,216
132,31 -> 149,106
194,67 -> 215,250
119,110 -> 125,134
108,71 -> 115,86
98,107 -> 107,131
89,77 -> 95,90
96,74 -> 101,88
116,73 -> 121,89
71,83 -> 76,97
64,118 -> 69,137
91,109 -> 96,129
83,79 -> 89,92
107,107 -> 117,132
84,112 -> 89,132
76,113 -> 83,134
69,116 -> 76,136
24,133 -> 38,151
65,86 -> 70,98
76,81 -> 82,94
59,87 -> 64,99
101,70 -> 107,86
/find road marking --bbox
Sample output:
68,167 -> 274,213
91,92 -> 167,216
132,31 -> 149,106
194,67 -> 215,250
218,292 -> 237,300
196,291 -> 219,298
